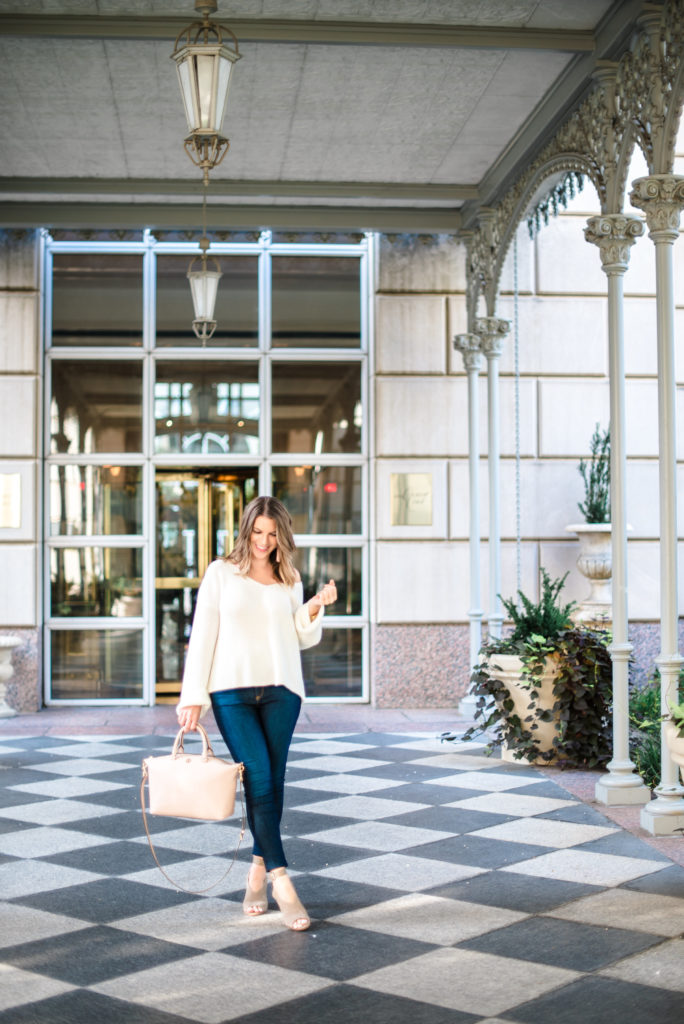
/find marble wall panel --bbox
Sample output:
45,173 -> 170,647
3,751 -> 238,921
0,460 -> 38,542
0,295 -> 38,373
535,216 -> 609,296
0,377 -> 37,458
624,297 -> 658,377
0,230 -> 39,289
372,623 -> 470,707
376,541 -> 469,621
377,233 -> 466,293
0,544 -> 37,627
498,221 -> 535,296
496,295 -> 607,376
375,294 -> 447,373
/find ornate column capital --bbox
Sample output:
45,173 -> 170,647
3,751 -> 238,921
473,316 -> 510,360
630,175 -> 684,242
453,333 -> 484,373
584,214 -> 644,273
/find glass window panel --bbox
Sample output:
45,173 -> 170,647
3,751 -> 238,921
50,360 -> 143,454
271,257 -> 360,348
49,465 -> 143,536
295,547 -> 362,616
156,255 -> 258,348
51,253 -> 143,347
50,547 -> 143,617
156,586 -> 198,697
156,478 -> 200,579
155,362 -> 259,455
272,466 -> 362,533
50,628 -> 143,700
301,628 -> 362,699
271,362 -> 361,453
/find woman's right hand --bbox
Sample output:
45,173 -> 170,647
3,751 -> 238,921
177,704 -> 202,731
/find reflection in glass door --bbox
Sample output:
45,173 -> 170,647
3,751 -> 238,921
155,470 -> 257,702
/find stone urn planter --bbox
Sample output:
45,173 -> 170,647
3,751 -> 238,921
664,721 -> 684,785
0,635 -> 21,718
565,523 -> 613,624
485,652 -> 561,765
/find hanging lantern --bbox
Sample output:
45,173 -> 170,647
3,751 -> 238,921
172,2 -> 241,185
187,236 -> 222,343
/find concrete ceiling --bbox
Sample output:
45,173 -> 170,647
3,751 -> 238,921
0,0 -> 645,233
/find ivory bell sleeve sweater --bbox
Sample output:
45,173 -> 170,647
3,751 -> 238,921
177,559 -> 324,716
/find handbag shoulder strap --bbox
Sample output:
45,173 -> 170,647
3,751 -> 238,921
140,762 -> 246,896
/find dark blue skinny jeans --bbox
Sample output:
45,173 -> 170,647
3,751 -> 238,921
210,685 -> 301,871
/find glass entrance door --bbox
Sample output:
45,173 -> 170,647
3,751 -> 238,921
155,469 -> 257,703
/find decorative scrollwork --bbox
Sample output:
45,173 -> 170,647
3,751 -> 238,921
453,333 -> 484,373
630,174 -> 684,237
584,214 -> 645,271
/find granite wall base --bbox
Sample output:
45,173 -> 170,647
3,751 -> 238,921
0,628 -> 41,713
372,624 -> 471,707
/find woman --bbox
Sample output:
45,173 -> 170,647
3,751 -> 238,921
177,495 -> 336,932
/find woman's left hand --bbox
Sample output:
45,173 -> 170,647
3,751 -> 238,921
308,579 -> 337,619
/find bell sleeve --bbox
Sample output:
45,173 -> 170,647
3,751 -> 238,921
292,581 -> 324,650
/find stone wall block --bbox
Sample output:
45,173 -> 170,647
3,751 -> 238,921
536,216 -> 609,296
0,627 -> 41,713
0,229 -> 39,289
372,623 -> 470,706
0,544 -> 37,626
0,377 -> 37,457
496,295 -> 607,376
0,293 -> 39,372
377,233 -> 466,293
376,541 -> 469,621
375,294 -> 447,373
498,221 -> 535,295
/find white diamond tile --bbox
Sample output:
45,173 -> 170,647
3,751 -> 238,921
0,901 -> 90,948
502,849 -> 666,887
25,758 -> 138,776
0,825 -> 112,858
471,818 -> 617,849
10,777 -> 129,798
109,897 -> 286,950
545,888 -> 684,936
599,938 -> 684,991
0,965 -> 75,1013
429,771 -> 542,792
290,754 -> 386,773
293,794 -> 427,820
287,773 -> 404,795
316,852 -> 485,891
92,952 -> 332,1023
35,741 -> 140,758
0,799 -> 121,825
0,859 -> 103,899
122,857 -> 247,896
289,739 -> 375,755
128,821 -> 243,854
448,793 -> 576,816
301,819 -> 448,852
330,892 -> 527,945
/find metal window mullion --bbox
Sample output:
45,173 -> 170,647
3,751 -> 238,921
47,535 -> 146,549
46,346 -> 147,361
47,617 -> 146,630
152,348 -> 260,362
269,349 -> 364,363
47,454 -> 147,467
268,243 -> 367,257
143,233 -> 156,352
47,240 -> 147,255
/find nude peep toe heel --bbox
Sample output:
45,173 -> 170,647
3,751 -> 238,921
270,868 -> 310,931
243,861 -> 268,916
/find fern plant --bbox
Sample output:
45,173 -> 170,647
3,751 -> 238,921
578,424 -> 611,524
502,568 -> 576,645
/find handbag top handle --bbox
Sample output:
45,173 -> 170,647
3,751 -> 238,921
172,722 -> 214,761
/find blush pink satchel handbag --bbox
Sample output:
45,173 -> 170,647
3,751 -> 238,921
140,723 -> 246,893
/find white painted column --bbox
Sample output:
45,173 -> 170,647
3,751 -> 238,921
475,317 -> 510,640
585,214 -> 650,806
453,333 -> 484,708
631,174 -> 684,835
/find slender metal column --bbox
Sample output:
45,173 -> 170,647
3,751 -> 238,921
453,333 -> 484,706
475,317 -> 510,640
631,175 -> 684,835
585,214 -> 650,806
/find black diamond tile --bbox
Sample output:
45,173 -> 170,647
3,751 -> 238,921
622,863 -> 684,898
538,803 -> 618,826
298,873 -> 405,916
278,836 -> 377,872
0,817 -> 36,836
431,869 -> 603,912
43,838 -> 191,876
366,781 -> 484,806
409,834 -> 546,869
341,745 -> 432,763
228,921 -> 436,981
68,810 -> 192,840
459,915 -> 663,971
68,785 -> 138,812
230,981 -> 478,1024
1,923 -> 200,985
0,989 -> 195,1024
577,830 -> 672,861
506,974 -> 684,1024
506,780 -> 575,800
0,787 -> 51,808
282,809 -> 359,835
348,762 -> 454,782
13,876 -> 198,922
284,784 -> 350,805
387,805 -> 516,833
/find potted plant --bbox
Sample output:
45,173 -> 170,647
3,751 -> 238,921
566,423 -> 613,623
462,569 -> 613,767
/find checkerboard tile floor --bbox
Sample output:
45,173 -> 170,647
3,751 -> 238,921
1,731 -> 683,1023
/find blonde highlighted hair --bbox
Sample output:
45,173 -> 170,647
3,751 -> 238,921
227,496 -> 298,587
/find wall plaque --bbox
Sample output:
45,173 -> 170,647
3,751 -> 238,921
390,472 -> 433,527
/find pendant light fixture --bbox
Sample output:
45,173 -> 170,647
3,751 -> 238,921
187,187 -> 223,343
171,1 -> 241,186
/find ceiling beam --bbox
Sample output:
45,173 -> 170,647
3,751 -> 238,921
0,14 -> 596,52
0,201 -> 461,234
0,177 -> 476,203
